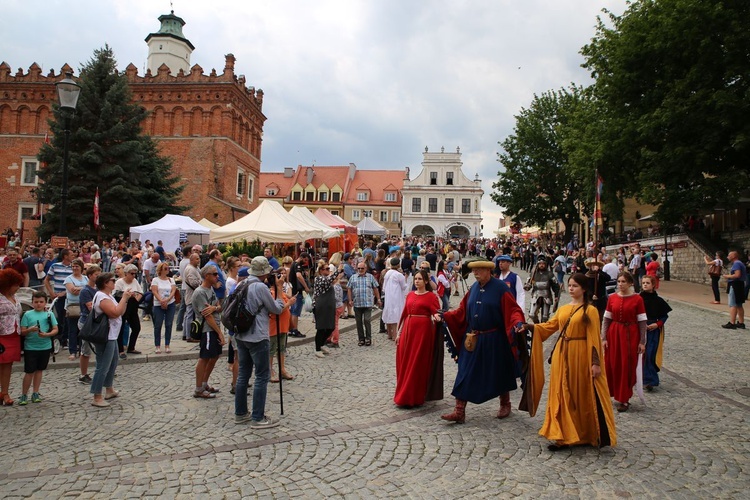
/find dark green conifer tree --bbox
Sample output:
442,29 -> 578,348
37,45 -> 184,240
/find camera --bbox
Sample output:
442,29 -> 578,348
266,272 -> 283,288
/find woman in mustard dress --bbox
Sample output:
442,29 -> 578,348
523,272 -> 617,451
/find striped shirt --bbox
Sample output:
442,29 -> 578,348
47,262 -> 73,294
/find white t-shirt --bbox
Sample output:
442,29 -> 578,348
151,277 -> 176,305
115,277 -> 142,295
93,291 -> 122,340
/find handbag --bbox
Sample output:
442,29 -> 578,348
65,304 -> 81,318
78,299 -> 110,345
708,263 -> 722,277
190,317 -> 205,341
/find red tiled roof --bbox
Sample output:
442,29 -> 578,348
345,170 -> 404,203
259,172 -> 294,197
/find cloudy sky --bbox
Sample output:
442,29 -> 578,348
3,0 -> 627,236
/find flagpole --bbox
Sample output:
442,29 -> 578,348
594,168 -> 599,249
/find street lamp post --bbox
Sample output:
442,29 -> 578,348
55,72 -> 81,237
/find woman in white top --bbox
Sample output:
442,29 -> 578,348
114,263 -> 144,356
91,272 -> 131,408
382,258 -> 408,341
150,262 -> 177,354
225,256 -> 240,294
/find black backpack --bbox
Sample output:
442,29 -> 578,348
220,280 -> 256,333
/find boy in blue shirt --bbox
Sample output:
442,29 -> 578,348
19,291 -> 58,405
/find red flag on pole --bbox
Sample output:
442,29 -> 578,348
94,188 -> 100,229
42,133 -> 50,168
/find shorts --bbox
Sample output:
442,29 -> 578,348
23,349 -> 51,373
289,292 -> 304,317
200,331 -> 223,359
270,333 -> 288,356
729,282 -> 746,307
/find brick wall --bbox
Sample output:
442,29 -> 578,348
0,56 -> 265,238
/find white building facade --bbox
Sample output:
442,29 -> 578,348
401,147 -> 483,238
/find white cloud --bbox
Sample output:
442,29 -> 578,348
1,0 -> 628,236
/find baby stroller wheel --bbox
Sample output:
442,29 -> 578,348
53,338 -> 61,355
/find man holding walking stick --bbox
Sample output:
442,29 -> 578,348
234,256 -> 293,428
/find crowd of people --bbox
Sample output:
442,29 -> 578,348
0,230 -> 748,451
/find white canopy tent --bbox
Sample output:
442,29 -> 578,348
356,216 -> 387,236
289,206 -> 341,239
210,200 -> 331,243
129,214 -> 210,254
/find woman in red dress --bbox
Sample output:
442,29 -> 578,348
645,253 -> 661,289
394,270 -> 443,408
602,271 -> 647,412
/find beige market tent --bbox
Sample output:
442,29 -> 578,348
288,206 -> 341,239
210,200 -> 329,242
197,218 -> 220,229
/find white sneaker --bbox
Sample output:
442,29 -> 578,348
315,351 -> 326,358
320,346 -> 331,355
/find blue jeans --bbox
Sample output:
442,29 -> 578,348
175,291 -> 186,330
90,339 -> 118,395
235,338 -> 270,421
152,302 -> 175,347
66,315 -> 80,355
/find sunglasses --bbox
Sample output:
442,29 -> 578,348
357,268 -> 366,271
129,272 -> 137,275
208,272 -> 219,276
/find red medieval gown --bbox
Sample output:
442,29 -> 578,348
394,291 -> 443,407
603,293 -> 647,404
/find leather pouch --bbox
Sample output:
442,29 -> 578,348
464,332 -> 477,352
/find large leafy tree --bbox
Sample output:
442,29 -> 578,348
37,45 -> 184,240
492,88 -> 595,243
581,0 -> 750,229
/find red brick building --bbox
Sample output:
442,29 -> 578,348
0,11 -> 265,240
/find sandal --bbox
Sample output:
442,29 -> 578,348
165,347 -> 171,354
270,377 -> 280,383
193,390 -> 215,399
281,372 -> 294,380
365,339 -> 372,346
91,399 -> 110,408
155,348 -> 161,354
358,340 -> 365,346
205,385 -> 220,394
1,393 -> 14,406
616,402 -> 629,412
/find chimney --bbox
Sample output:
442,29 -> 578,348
284,167 -> 294,178
306,167 -> 314,185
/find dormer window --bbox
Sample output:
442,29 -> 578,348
384,192 -> 396,202
357,192 -> 368,201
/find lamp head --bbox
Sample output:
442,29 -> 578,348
56,72 -> 81,112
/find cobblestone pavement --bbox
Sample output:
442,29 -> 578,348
1,274 -> 748,498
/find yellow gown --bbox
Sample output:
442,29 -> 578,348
529,304 -> 617,447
